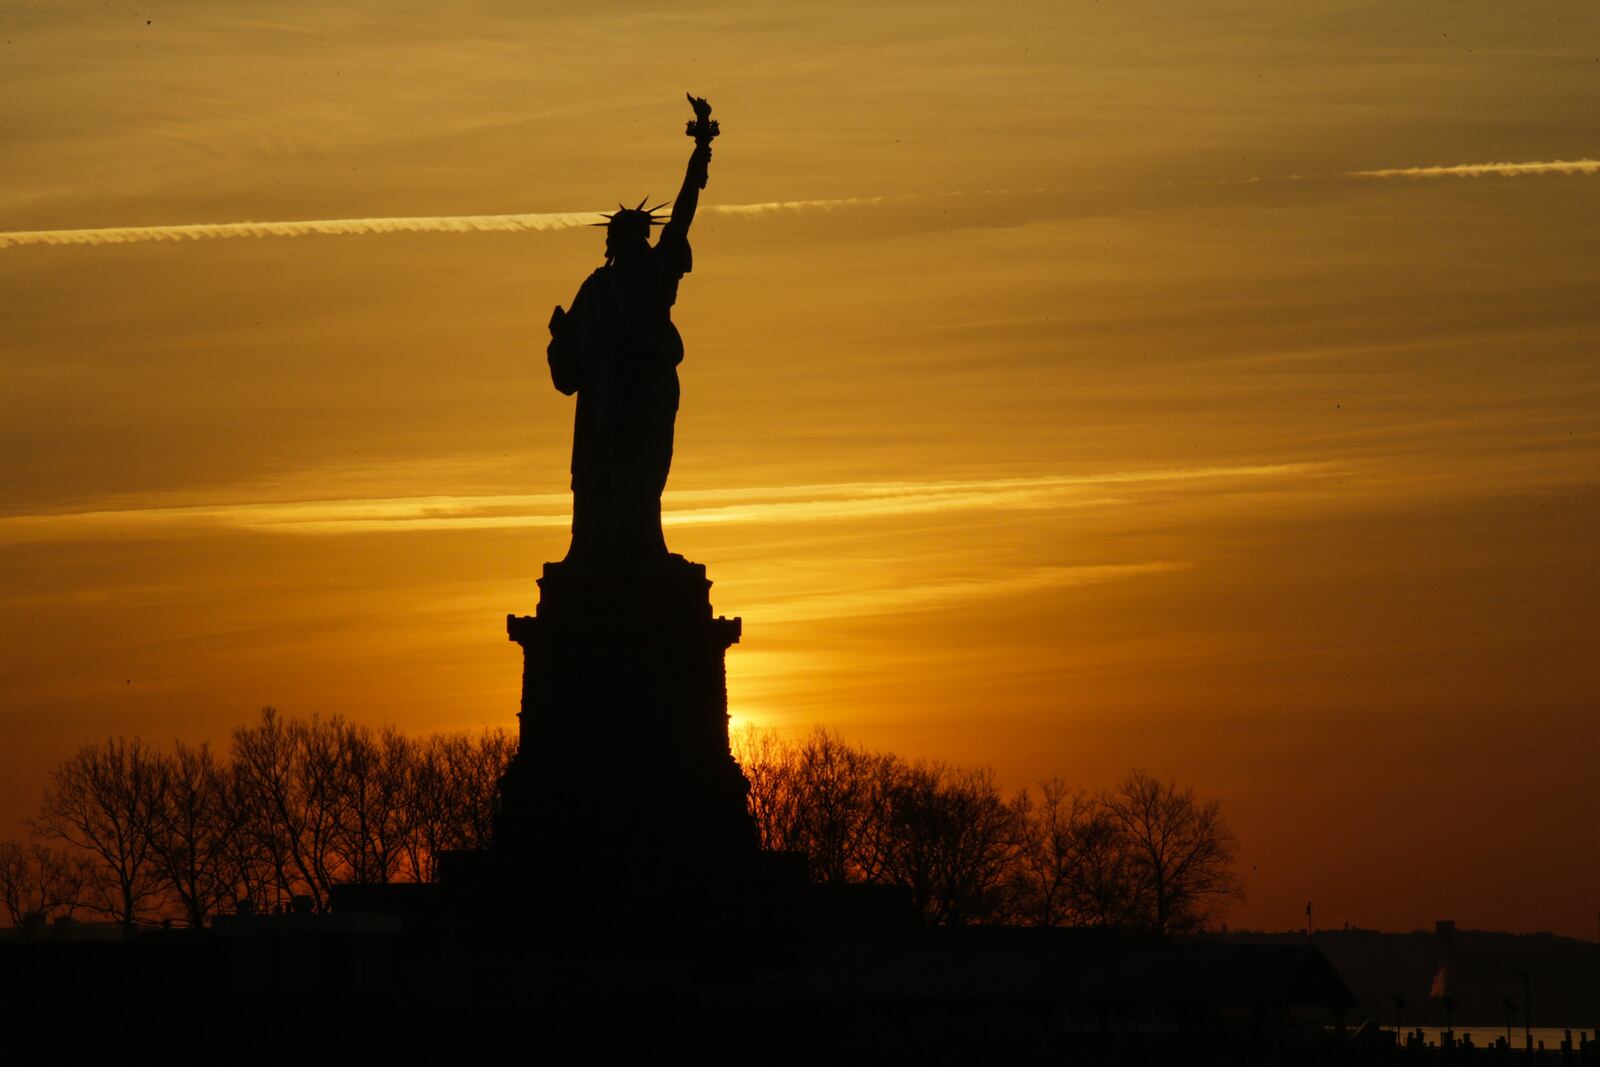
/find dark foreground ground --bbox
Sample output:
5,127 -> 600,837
3,891 -> 1596,1065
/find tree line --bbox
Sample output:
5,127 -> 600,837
735,727 -> 1242,935
1,708 -> 511,931
1,713 -> 1242,936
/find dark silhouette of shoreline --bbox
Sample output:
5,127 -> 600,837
1227,926 -> 1600,1029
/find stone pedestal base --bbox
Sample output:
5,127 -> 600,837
493,555 -> 757,898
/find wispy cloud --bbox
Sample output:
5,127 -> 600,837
1178,158 -> 1600,189
3,157 -> 1593,249
0,464 -> 1321,542
1346,159 -> 1600,180
0,197 -> 884,250
708,196 -> 888,217
0,211 -> 598,249
753,562 -> 1192,625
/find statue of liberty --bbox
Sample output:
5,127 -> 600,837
546,95 -> 718,568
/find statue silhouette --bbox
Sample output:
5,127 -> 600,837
546,94 -> 718,567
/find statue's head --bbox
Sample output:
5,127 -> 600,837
597,199 -> 668,264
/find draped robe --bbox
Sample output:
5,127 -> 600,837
547,228 -> 692,565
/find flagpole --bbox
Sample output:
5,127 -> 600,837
1513,970 -> 1532,1049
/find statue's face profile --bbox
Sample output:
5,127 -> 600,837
603,210 -> 653,263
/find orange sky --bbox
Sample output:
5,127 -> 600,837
1,1 -> 1596,937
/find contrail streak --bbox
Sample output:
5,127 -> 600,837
1347,158 -> 1600,179
1,158 -> 1591,250
0,196 -> 884,250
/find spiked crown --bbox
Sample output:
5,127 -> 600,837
594,197 -> 670,245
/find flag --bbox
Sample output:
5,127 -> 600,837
1430,967 -> 1448,998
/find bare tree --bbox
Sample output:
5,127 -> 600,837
0,840 -> 33,931
1009,780 -> 1145,929
1010,779 -> 1078,926
404,736 -> 451,882
793,728 -> 897,884
0,840 -> 88,934
329,723 -> 413,885
225,713 -> 514,893
877,761 -> 1022,925
31,737 -> 167,925
445,727 -> 513,853
295,714 -> 347,900
213,757 -> 278,914
734,726 -> 899,882
0,840 -> 29,930
147,741 -> 233,927
404,728 -> 515,881
230,708 -> 344,910
732,726 -> 803,855
1102,770 -> 1242,937
1062,798 -> 1141,929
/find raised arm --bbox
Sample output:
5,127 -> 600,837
665,94 -> 715,240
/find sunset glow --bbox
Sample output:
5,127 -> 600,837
1,1 -> 1595,938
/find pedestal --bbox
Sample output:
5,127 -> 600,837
494,555 -> 758,895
